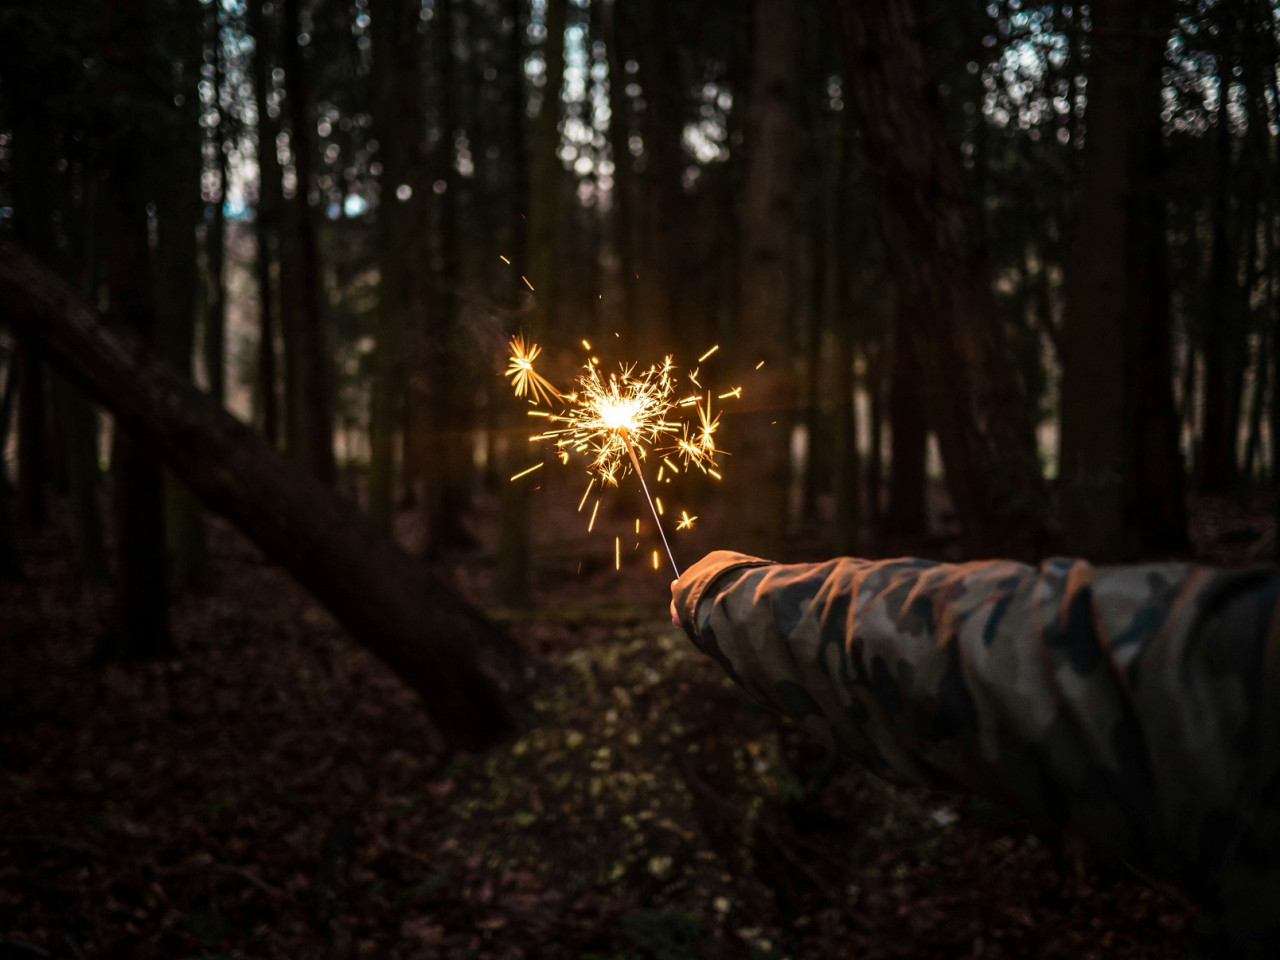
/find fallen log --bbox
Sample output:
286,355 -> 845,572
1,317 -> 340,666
0,240 -> 528,750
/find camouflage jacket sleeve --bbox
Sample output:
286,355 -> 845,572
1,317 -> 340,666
673,550 -> 1280,952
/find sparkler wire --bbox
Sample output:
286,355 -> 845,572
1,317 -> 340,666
623,432 -> 680,579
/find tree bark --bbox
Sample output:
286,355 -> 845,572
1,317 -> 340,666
729,0 -> 797,555
420,0 -> 474,557
14,339 -> 47,529
98,0 -> 172,660
0,240 -> 528,750
1126,18 -> 1189,554
369,0 -> 423,532
158,5 -> 212,594
248,0 -> 278,439
282,0 -> 337,484
885,316 -> 927,538
601,0 -> 638,342
497,0 -> 565,605
526,0 -> 567,309
1061,0 -> 1187,558
831,0 -> 1050,558
9,108 -> 55,531
1200,78 -> 1236,495
828,114 -> 860,555
0,351 -> 22,579
1057,1 -> 1135,558
636,0 -> 680,351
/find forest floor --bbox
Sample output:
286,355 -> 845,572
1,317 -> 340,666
2,481 -> 1276,960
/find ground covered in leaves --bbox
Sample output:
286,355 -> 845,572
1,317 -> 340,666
4,487 -> 1274,959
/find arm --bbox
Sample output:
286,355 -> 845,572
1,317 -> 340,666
672,550 -> 1280,921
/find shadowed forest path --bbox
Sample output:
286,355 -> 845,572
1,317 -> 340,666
8,488 -> 1272,957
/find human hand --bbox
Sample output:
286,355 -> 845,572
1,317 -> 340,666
670,579 -> 680,628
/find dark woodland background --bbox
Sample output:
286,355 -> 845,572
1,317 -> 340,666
2,0 -> 1280,957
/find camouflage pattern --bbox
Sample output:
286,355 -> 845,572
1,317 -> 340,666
672,550 -> 1280,957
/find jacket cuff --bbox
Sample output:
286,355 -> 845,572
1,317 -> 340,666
673,550 -> 776,641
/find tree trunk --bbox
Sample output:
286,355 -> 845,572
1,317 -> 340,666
1061,0 -> 1187,558
158,9 -> 212,595
9,109 -> 56,531
601,0 -> 638,342
421,0 -> 474,557
0,240 -> 528,750
865,335 -> 884,527
97,0 -> 172,660
1200,68 -> 1236,495
1125,47 -> 1189,555
831,0 -> 1050,558
636,0 -> 680,351
52,372 -> 107,580
730,0 -> 797,555
247,0 -> 279,441
885,316 -> 927,538
205,123 -> 229,410
526,0 -> 567,310
369,0 -> 423,532
1058,0 -> 1140,559
0,351 -> 22,579
828,115 -> 859,555
15,339 -> 48,529
494,0 -> 539,608
499,0 -> 567,604
282,0 -> 336,485
60,164 -> 109,581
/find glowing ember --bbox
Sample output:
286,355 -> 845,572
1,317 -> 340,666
504,333 -> 561,406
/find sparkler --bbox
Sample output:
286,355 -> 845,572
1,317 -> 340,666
505,335 -> 737,578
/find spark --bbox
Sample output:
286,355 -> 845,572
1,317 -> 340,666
504,337 -> 741,577
521,275 -> 535,291
509,462 -> 544,481
529,354 -> 680,487
677,510 -> 697,531
693,393 -> 722,462
615,537 -> 621,570
755,360 -> 765,370
500,255 -> 511,264
652,551 -> 660,570
505,334 -> 561,406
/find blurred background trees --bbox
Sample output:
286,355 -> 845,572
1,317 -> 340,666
2,0 -> 1280,635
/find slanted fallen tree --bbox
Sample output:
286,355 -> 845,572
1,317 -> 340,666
0,240 -> 529,751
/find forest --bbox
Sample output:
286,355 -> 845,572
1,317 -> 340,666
3,0 -> 1280,956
